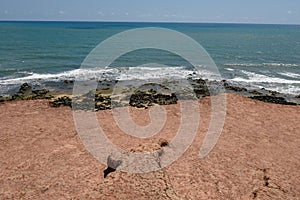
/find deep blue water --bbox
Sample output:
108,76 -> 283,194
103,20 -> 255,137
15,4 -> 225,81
0,21 -> 299,95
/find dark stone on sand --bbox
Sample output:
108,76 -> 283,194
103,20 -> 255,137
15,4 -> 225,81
159,139 -> 169,147
104,156 -> 122,178
250,96 -> 297,106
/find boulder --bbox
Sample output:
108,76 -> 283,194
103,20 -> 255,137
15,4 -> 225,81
222,80 -> 247,92
129,90 -> 178,109
50,96 -> 72,108
18,83 -> 32,96
250,96 -> 297,106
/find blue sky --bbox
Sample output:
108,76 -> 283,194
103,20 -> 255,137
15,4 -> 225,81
0,0 -> 299,24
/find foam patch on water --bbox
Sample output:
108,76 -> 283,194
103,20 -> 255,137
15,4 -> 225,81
277,72 -> 300,79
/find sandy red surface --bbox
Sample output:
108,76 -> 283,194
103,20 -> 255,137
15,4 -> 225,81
0,93 -> 299,199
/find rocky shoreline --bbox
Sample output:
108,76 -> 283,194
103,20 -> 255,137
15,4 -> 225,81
1,78 -> 299,109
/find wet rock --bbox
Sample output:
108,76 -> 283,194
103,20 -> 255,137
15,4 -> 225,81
0,96 -> 7,103
268,90 -> 279,96
153,93 -> 178,105
189,78 -> 210,98
193,87 -> 210,97
250,96 -> 297,106
129,90 -> 178,109
222,80 -> 247,92
95,94 -> 112,110
31,89 -> 53,100
8,83 -> 53,101
10,83 -> 32,100
50,96 -> 72,108
129,90 -> 155,109
63,80 -> 74,84
18,83 -> 32,96
70,93 -> 112,111
249,90 -> 263,96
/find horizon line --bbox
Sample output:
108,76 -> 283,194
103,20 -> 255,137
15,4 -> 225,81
0,19 -> 299,26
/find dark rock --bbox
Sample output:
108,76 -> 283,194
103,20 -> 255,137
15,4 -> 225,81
222,80 -> 247,92
268,90 -> 279,96
95,93 -> 111,110
249,90 -> 263,96
0,96 -> 7,103
195,78 -> 207,85
50,96 -> 72,108
159,139 -> 169,147
63,80 -> 74,84
18,83 -> 32,96
70,93 -> 112,111
11,94 -> 23,101
129,90 -> 155,109
103,167 -> 116,178
10,83 -> 33,100
295,94 -> 300,98
153,93 -> 178,105
8,83 -> 53,101
194,88 -> 210,97
250,96 -> 297,106
191,79 -> 210,98
129,90 -> 178,109
32,89 -> 48,96
104,156 -> 122,178
31,89 -> 53,99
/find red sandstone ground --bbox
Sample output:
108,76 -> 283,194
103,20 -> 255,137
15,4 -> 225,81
0,93 -> 299,199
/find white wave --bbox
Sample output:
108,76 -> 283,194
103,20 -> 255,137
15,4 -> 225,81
0,68 -> 116,85
224,63 -> 298,67
278,72 -> 300,79
248,83 -> 300,95
0,66 -> 220,85
229,70 -> 300,95
225,68 -> 235,71
224,63 -> 260,67
232,70 -> 300,84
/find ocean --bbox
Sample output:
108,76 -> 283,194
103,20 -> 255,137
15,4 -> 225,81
0,21 -> 299,96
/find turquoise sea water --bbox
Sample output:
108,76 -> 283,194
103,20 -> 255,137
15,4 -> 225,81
0,21 -> 299,95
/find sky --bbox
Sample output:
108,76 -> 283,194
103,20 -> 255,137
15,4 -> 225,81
0,0 -> 299,24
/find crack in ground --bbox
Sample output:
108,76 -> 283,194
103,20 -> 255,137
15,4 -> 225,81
252,168 -> 287,199
161,168 -> 183,200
